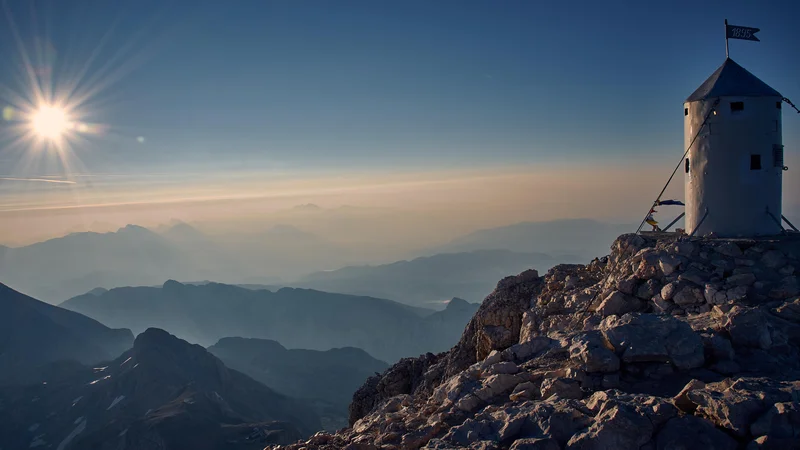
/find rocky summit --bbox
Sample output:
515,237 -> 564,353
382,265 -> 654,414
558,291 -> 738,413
272,233 -> 800,450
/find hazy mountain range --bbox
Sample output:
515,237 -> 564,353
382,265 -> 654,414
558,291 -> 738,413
208,338 -> 388,430
0,282 -> 410,447
61,281 -> 479,363
0,328 -> 320,450
295,249 -> 560,307
433,218 -> 631,258
0,218 -> 622,305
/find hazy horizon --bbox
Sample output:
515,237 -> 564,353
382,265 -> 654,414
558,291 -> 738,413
2,0 -> 798,249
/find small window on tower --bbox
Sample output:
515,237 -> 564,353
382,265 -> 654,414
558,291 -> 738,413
777,101 -> 782,109
684,108 -> 688,116
685,158 -> 690,173
730,102 -> 744,112
773,145 -> 784,167
750,154 -> 762,170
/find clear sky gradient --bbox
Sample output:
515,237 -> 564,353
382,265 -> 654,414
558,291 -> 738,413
0,0 -> 798,243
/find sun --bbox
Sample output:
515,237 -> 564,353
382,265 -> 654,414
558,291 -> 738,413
30,105 -> 71,140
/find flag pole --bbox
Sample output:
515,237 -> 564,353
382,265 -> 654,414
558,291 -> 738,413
724,19 -> 729,58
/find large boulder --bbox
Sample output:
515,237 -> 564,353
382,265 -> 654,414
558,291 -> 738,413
750,402 -> 800,439
568,332 -> 620,373
566,403 -> 653,449
655,416 -> 738,450
600,313 -> 705,370
595,291 -> 643,317
725,306 -> 773,350
687,378 -> 798,437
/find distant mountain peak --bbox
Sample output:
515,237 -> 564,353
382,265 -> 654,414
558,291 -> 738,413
135,327 -> 175,348
118,224 -> 151,233
163,221 -> 204,236
163,279 -> 184,290
132,328 -> 226,386
134,327 -> 202,355
86,287 -> 108,296
445,297 -> 471,310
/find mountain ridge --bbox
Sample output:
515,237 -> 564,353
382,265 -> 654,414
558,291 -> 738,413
296,249 -> 553,307
208,336 -> 389,430
0,282 -> 133,384
61,281 -> 479,362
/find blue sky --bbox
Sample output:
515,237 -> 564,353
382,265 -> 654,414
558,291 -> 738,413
1,0 -> 797,175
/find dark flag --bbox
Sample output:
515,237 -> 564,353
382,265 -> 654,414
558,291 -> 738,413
726,24 -> 760,41
657,200 -> 685,206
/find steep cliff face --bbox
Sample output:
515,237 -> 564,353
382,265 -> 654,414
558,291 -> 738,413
273,233 -> 800,449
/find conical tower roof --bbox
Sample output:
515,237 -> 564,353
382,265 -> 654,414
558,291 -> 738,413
686,58 -> 781,102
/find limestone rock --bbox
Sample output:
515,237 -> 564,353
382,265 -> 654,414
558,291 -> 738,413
569,331 -> 620,373
716,242 -> 743,258
687,378 -> 797,437
674,379 -> 706,413
273,235 -> 800,450
659,254 -> 682,276
661,282 -> 678,301
601,313 -> 704,370
702,332 -> 736,361
566,403 -> 653,449
762,250 -> 787,269
596,290 -> 643,317
751,402 -> 800,439
636,279 -> 661,300
540,377 -> 583,400
485,361 -> 519,376
673,284 -> 705,306
501,337 -> 554,363
725,306 -> 773,350
770,276 -> 799,299
616,277 -> 638,296
727,285 -> 750,302
655,416 -> 737,450
474,374 -> 522,402
509,438 -> 560,450
727,273 -> 757,287
747,435 -> 800,449
773,298 -> 800,323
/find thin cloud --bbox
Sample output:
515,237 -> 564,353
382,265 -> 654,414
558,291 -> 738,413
0,177 -> 77,184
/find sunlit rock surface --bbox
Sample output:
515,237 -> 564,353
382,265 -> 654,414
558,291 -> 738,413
271,233 -> 800,449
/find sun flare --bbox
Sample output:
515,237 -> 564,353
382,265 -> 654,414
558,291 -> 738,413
31,105 -> 71,140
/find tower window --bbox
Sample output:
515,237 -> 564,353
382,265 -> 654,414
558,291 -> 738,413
730,101 -> 744,112
773,145 -> 784,167
684,108 -> 688,116
750,154 -> 762,170
685,158 -> 690,173
777,101 -> 782,109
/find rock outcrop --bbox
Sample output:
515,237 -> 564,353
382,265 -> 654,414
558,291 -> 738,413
272,234 -> 800,449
